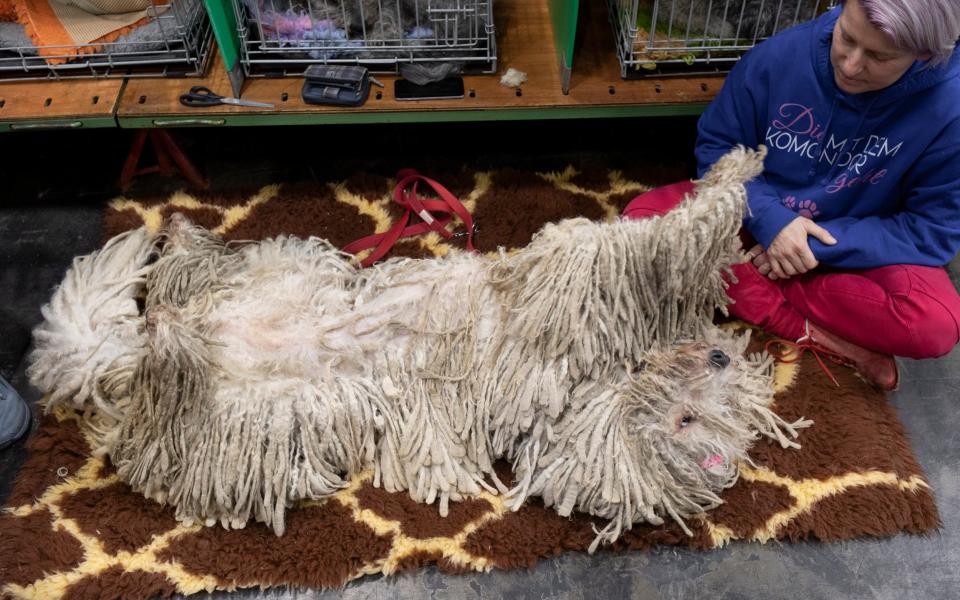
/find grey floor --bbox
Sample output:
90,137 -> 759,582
1,123 -> 958,600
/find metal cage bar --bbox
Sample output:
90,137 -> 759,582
608,0 -> 831,78
232,0 -> 496,78
0,0 -> 214,81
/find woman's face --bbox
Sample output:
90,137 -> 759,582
831,0 -> 923,94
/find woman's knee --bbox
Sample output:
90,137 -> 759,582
621,181 -> 694,220
904,303 -> 960,358
892,267 -> 960,358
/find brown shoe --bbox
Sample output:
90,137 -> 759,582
802,321 -> 899,392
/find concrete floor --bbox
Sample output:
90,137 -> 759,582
1,123 -> 958,600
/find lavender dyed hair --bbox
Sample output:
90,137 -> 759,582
843,0 -> 960,65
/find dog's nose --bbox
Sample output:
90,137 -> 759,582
708,349 -> 730,369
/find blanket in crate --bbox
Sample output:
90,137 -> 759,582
13,0 -> 166,61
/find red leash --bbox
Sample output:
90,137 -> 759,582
342,169 -> 478,268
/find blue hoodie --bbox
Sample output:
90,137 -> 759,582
696,7 -> 960,268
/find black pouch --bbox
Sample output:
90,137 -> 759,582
301,65 -> 371,107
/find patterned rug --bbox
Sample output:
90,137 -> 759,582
0,164 -> 940,600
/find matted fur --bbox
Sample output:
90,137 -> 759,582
28,146 -> 810,549
26,228 -> 155,444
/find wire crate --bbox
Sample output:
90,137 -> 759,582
608,0 -> 831,77
0,0 -> 213,81
233,0 -> 496,78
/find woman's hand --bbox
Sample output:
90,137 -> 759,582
750,217 -> 837,280
747,244 -> 774,277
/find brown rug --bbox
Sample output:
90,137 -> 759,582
0,164 -> 940,600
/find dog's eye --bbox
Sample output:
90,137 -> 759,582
679,414 -> 695,428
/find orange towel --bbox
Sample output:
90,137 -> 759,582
13,0 -> 164,63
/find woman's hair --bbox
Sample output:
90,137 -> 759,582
844,0 -> 960,66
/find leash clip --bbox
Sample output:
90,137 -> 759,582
451,224 -> 480,239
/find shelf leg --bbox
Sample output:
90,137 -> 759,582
118,129 -> 209,191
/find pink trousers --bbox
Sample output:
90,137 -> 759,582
623,181 -> 960,359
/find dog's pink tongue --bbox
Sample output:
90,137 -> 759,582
700,454 -> 724,470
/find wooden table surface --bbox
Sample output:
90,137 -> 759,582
0,78 -> 123,131
0,0 -> 723,130
117,0 -> 721,127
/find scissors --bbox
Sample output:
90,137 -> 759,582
179,86 -> 275,109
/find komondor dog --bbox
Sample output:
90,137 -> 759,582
27,146 -> 810,551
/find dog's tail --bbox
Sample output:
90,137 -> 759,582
27,227 -> 156,424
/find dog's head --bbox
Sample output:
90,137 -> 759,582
622,337 -> 763,503
533,328 -> 805,546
